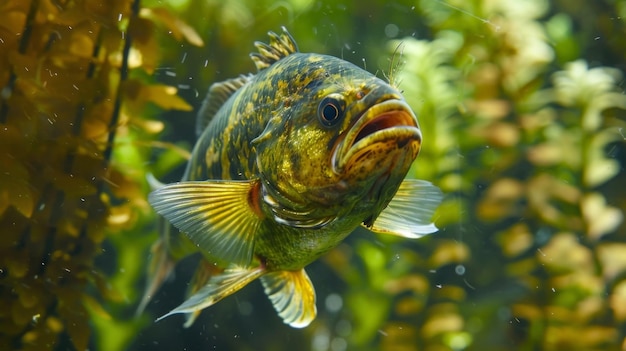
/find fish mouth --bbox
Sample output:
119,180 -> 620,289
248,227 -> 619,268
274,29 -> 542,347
332,99 -> 421,173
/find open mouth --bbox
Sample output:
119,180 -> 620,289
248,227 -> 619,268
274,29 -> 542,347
332,99 -> 421,172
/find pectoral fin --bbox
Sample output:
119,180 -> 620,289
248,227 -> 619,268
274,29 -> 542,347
146,172 -> 166,191
364,179 -> 443,238
148,180 -> 264,265
156,264 -> 265,327
260,269 -> 317,328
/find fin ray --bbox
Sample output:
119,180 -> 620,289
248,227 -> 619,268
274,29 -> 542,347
135,236 -> 176,317
260,269 -> 317,328
250,27 -> 299,71
146,172 -> 166,191
196,74 -> 252,137
136,218 -> 196,316
182,260 -> 222,326
156,265 -> 265,327
364,179 -> 442,238
148,180 -> 263,265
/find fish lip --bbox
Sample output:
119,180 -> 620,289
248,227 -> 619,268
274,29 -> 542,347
332,98 -> 421,172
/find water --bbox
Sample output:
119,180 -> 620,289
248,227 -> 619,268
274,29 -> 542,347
1,0 -> 625,350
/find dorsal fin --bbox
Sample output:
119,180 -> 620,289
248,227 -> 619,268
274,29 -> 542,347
250,26 -> 299,71
196,74 -> 252,137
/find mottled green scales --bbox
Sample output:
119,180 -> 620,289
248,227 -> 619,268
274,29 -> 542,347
139,28 -> 442,328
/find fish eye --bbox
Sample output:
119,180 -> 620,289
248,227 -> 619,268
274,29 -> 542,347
318,96 -> 345,127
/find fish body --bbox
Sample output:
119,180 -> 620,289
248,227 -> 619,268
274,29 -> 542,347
141,28 -> 442,328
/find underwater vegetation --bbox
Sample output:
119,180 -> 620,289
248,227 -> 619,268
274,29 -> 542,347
0,0 -> 196,349
0,0 -> 625,350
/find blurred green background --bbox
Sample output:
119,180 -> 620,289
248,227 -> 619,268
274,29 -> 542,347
1,0 -> 625,350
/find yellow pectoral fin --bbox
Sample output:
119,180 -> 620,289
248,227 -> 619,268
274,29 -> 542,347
149,180 -> 264,265
364,179 -> 443,238
260,269 -> 317,328
146,172 -> 166,191
156,265 -> 265,326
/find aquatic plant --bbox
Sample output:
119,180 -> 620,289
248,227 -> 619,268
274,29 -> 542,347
337,0 -> 626,350
2,0 -> 625,350
0,0 -> 197,349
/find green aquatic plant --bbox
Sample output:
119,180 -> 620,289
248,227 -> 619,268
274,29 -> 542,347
0,0 -> 198,350
336,0 -> 626,350
2,0 -> 625,350
133,0 -> 625,350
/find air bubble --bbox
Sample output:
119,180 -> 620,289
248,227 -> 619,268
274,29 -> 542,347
384,24 -> 399,38
325,293 -> 343,312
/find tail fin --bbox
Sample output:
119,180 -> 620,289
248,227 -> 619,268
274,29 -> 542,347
135,226 -> 176,316
136,173 -> 180,316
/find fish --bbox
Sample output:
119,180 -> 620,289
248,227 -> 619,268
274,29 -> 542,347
139,27 -> 443,328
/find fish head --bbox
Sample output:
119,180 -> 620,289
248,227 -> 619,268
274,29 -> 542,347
252,54 -> 421,228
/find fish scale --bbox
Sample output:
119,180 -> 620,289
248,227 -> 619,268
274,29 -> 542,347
139,27 -> 443,328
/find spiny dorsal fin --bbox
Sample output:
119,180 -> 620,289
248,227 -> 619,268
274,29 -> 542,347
196,74 -> 252,137
250,26 -> 299,71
